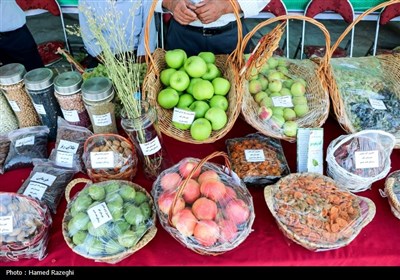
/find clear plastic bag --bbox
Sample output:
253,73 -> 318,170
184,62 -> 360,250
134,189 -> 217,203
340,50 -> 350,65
0,133 -> 10,174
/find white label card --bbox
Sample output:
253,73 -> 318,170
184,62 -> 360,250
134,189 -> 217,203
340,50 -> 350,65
8,100 -> 21,112
0,216 -> 13,234
92,113 -> 112,126
90,151 -> 115,169
23,182 -> 48,200
62,109 -> 80,122
15,136 -> 35,147
31,172 -> 56,186
272,96 -> 293,107
244,149 -> 265,162
355,150 -> 380,169
87,202 -> 113,228
306,129 -> 324,174
139,137 -> 161,156
172,108 -> 196,125
33,103 -> 46,115
369,98 -> 387,110
57,140 -> 79,154
55,151 -> 74,168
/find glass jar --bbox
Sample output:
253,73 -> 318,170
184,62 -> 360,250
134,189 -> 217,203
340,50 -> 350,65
81,77 -> 117,134
54,71 -> 91,128
0,90 -> 18,134
24,68 -> 63,140
0,63 -> 41,128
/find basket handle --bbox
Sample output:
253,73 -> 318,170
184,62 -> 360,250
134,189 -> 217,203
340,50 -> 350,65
65,178 -> 92,203
167,151 -> 232,226
330,0 -> 400,57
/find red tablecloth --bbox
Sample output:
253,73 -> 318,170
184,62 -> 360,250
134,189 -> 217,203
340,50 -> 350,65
1,115 -> 400,267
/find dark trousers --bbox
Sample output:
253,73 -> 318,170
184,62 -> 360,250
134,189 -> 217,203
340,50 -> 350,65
166,18 -> 252,56
0,24 -> 44,71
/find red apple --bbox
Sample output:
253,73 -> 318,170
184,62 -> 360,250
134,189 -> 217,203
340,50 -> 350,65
200,179 -> 226,202
218,219 -> 238,243
197,169 -> 220,185
157,192 -> 185,216
192,197 -> 217,220
172,208 -> 198,237
160,172 -> 182,192
193,220 -> 220,247
182,179 -> 201,204
219,186 -> 237,207
178,158 -> 201,179
225,199 -> 250,225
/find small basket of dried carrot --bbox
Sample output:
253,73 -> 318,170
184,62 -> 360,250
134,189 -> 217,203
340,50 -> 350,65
264,173 -> 376,251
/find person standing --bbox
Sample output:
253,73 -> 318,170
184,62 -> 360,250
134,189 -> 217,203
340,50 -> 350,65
0,0 -> 44,71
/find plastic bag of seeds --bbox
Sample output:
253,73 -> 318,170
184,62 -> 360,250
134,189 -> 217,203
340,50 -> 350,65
0,133 -> 11,174
3,126 -> 49,172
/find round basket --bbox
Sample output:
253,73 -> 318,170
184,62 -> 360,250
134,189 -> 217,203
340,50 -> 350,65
62,178 -> 157,264
384,170 -> 400,219
83,133 -> 138,182
264,173 -> 376,251
142,0 -> 243,144
327,0 -> 400,149
239,15 -> 331,142
151,151 -> 255,255
0,192 -> 52,261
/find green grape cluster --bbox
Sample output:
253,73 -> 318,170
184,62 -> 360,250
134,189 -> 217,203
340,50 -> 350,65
82,64 -> 109,80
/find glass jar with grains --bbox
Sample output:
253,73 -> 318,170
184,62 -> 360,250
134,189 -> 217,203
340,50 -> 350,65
0,63 -> 41,128
81,77 -> 117,134
54,71 -> 91,128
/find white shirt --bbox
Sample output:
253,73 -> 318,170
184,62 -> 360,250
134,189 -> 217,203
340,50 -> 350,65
0,0 -> 26,32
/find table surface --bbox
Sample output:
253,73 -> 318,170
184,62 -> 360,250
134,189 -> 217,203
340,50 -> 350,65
1,115 -> 400,267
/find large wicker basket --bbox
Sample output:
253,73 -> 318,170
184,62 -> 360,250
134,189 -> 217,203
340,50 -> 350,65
239,15 -> 331,142
327,0 -> 400,149
141,0 -> 243,144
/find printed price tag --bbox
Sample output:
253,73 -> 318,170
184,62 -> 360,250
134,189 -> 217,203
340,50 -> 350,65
0,216 -> 13,234
92,113 -> 112,126
87,202 -> 112,228
62,109 -> 80,122
31,172 -> 56,186
55,151 -> 74,168
15,136 -> 35,147
272,96 -> 293,107
33,103 -> 46,115
57,140 -> 79,154
172,108 -> 195,125
23,182 -> 48,200
90,151 -> 115,169
369,98 -> 387,110
244,149 -> 265,162
139,137 -> 161,156
8,100 -> 21,112
306,129 -> 324,174
355,150 -> 380,169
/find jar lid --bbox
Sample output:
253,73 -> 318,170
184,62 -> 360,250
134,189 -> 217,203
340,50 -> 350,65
0,63 -> 26,85
81,77 -> 114,101
24,68 -> 54,90
54,71 -> 83,95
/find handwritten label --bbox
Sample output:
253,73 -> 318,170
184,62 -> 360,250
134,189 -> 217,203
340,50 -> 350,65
139,137 -> 161,156
369,98 -> 387,110
355,150 -> 380,169
8,100 -> 21,112
0,216 -> 13,234
62,109 -> 80,122
15,136 -> 35,147
57,140 -> 79,154
92,113 -> 112,126
33,103 -> 46,115
172,108 -> 196,125
23,182 -> 48,200
31,172 -> 57,186
87,202 -> 112,228
90,151 -> 115,169
55,151 -> 74,168
297,128 -> 324,174
244,149 -> 265,162
272,96 -> 293,107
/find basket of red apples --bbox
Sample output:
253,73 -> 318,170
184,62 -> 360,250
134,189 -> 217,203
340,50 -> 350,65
151,151 -> 255,255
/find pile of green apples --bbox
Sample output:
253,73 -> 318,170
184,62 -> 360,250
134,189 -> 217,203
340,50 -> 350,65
245,55 -> 310,137
157,49 -> 231,141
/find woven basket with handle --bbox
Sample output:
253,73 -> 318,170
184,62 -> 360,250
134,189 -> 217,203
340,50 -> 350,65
239,15 -> 331,142
142,0 -> 243,144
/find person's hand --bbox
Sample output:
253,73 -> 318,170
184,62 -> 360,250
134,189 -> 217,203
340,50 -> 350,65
192,0 -> 232,24
163,0 -> 198,25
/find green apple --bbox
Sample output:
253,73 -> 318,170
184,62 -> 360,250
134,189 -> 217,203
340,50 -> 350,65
258,106 -> 273,121
294,104 -> 309,117
270,115 -> 285,128
254,91 -> 268,103
189,100 -> 210,119
198,51 -> 216,64
292,96 -> 308,106
177,93 -> 195,109
165,49 -> 187,69
209,95 -> 228,111
169,70 -> 190,92
267,71 -> 282,82
291,81 -> 306,96
184,56 -> 207,78
249,67 -> 259,80
268,79 -> 283,93
272,107 -> 284,116
160,68 -> 177,86
192,79 -> 214,100
279,88 -> 292,96
248,79 -> 262,95
212,77 -> 230,96
283,108 -> 296,121
157,88 -> 179,109
205,107 -> 227,130
258,75 -> 269,91
202,63 -> 220,80
190,118 -> 212,141
283,120 -> 298,137
173,121 -> 191,130
259,96 -> 273,107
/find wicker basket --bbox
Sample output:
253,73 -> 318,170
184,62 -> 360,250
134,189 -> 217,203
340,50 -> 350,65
141,0 -> 243,144
384,170 -> 400,219
328,0 -> 400,149
62,178 -> 157,264
264,173 -> 376,251
239,15 -> 331,142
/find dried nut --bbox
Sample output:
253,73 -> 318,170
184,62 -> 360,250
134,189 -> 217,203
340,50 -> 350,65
106,140 -> 113,147
101,146 -> 109,152
92,147 -> 100,153
112,145 -> 119,151
120,141 -> 130,149
113,140 -> 121,146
